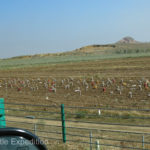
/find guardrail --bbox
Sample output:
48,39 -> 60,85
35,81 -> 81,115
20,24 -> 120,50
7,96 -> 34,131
1,98 -> 150,150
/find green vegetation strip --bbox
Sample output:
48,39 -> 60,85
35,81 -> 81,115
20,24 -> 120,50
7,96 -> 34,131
1,51 -> 150,69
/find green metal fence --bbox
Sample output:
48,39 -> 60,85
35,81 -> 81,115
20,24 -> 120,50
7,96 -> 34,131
1,98 -> 150,150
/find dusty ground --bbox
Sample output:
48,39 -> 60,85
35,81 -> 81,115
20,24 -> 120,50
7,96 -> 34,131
0,57 -> 150,108
0,57 -> 150,149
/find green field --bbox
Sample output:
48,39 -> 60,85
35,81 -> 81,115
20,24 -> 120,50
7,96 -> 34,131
1,48 -> 150,69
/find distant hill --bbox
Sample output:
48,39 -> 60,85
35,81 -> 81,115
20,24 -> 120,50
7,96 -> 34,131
1,36 -> 150,69
67,36 -> 147,55
5,36 -> 150,60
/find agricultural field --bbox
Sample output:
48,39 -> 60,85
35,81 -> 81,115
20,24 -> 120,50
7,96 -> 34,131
0,56 -> 150,109
0,55 -> 150,149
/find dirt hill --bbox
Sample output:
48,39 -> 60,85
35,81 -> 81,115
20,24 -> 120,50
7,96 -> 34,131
117,36 -> 139,44
6,36 -> 150,60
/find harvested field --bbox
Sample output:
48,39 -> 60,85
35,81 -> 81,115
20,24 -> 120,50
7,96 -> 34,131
0,56 -> 150,149
0,57 -> 150,108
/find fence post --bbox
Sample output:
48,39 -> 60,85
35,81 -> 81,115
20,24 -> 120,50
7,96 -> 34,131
142,135 -> 144,149
61,104 -> 66,143
34,123 -> 37,135
90,131 -> 93,150
0,98 -> 6,128
96,140 -> 100,150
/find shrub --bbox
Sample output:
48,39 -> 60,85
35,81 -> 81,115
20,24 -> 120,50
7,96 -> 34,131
75,111 -> 87,119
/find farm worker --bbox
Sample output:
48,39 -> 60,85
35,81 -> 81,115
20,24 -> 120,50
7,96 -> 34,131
122,82 -> 127,86
120,79 -> 124,84
107,78 -> 112,85
144,82 -> 148,89
146,79 -> 149,84
138,85 -> 142,91
85,82 -> 89,91
112,79 -> 115,84
102,81 -> 105,87
103,87 -> 106,92
96,80 -> 100,84
8,84 -> 11,88
86,85 -> 88,91
52,86 -> 56,93
82,79 -> 86,85
17,87 -> 21,92
91,81 -> 95,86
51,81 -> 55,86
49,87 -> 53,92
128,91 -> 132,98
93,84 -> 97,89
61,79 -> 64,85
75,87 -> 81,95
98,109 -> 101,115
49,86 -> 56,93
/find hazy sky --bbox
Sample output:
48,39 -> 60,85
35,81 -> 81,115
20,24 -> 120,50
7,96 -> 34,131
0,0 -> 150,58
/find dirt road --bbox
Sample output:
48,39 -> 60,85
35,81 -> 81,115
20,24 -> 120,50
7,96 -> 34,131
6,116 -> 150,135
